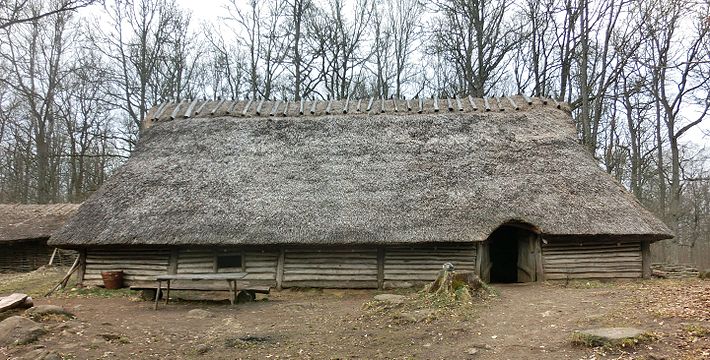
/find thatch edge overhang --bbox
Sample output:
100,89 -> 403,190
49,97 -> 673,247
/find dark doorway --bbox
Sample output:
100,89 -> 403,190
488,226 -> 519,283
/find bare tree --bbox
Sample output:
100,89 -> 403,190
0,0 -> 97,30
430,0 -> 521,96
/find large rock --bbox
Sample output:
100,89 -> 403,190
572,327 -> 648,347
373,294 -> 406,304
25,305 -> 74,320
0,316 -> 46,346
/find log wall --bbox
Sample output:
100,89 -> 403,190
81,244 -> 476,289
282,248 -> 379,288
84,248 -> 171,286
541,240 -> 643,280
175,248 -> 279,287
383,244 -> 477,288
0,240 -> 76,272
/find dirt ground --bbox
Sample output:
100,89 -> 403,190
0,268 -> 708,359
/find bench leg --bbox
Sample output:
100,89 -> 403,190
228,280 -> 235,305
165,280 -> 171,305
154,281 -> 161,310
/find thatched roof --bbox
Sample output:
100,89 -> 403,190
49,96 -> 672,247
0,204 -> 80,243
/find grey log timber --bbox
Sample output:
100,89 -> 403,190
276,249 -> 285,290
75,249 -> 86,284
377,247 -> 385,290
641,241 -> 651,278
168,248 -> 178,275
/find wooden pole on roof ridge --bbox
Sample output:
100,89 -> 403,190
343,96 -> 350,114
226,100 -> 239,115
270,100 -> 280,116
210,99 -> 225,116
325,98 -> 333,114
522,94 -> 533,105
152,102 -> 167,120
255,98 -> 265,116
241,98 -> 253,117
170,100 -> 184,120
455,95 -> 464,111
184,99 -> 198,118
195,100 -> 209,115
468,95 -> 478,111
506,95 -> 519,110
310,99 -> 318,114
495,96 -> 504,111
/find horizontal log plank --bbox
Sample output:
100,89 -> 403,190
282,275 -> 376,281
282,280 -> 377,289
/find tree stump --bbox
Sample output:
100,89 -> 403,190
424,270 -> 486,301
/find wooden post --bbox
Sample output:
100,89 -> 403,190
168,248 -> 179,275
377,247 -> 385,290
641,241 -> 651,279
75,249 -> 86,285
475,242 -> 483,276
535,237 -> 544,282
276,248 -> 285,290
48,248 -> 57,265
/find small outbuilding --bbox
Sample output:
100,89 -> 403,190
0,204 -> 79,272
49,96 -> 673,289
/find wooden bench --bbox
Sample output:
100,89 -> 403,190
148,273 -> 272,310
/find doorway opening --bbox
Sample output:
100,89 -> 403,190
486,224 -> 538,283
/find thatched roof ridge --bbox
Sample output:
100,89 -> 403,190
0,204 -> 80,243
49,97 -> 672,247
144,95 -> 566,127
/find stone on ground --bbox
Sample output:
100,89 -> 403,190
25,305 -> 74,320
373,294 -> 406,304
0,316 -> 46,346
572,327 -> 647,347
0,293 -> 33,313
187,309 -> 215,319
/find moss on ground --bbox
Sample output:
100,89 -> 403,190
571,331 -> 657,349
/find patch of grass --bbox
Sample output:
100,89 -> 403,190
571,331 -> 657,349
683,324 -> 710,337
60,286 -> 136,299
0,267 -> 74,297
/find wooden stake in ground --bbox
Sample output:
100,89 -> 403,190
45,256 -> 80,297
48,248 -> 58,265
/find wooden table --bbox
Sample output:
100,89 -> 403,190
153,273 -> 247,310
